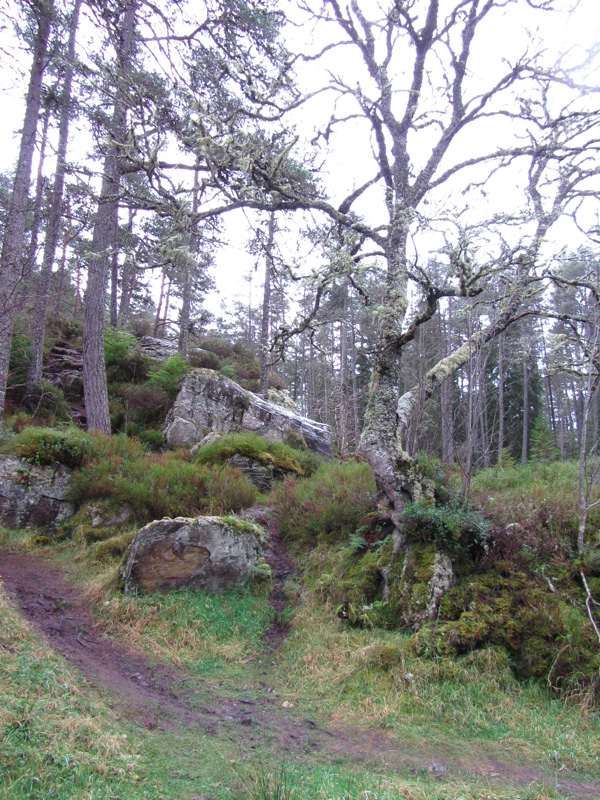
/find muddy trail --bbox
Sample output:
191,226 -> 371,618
1,548 -> 599,798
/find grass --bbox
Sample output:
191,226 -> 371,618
89,582 -> 274,677
470,461 -> 600,542
1,528 -> 598,800
193,431 -> 323,477
1,452 -> 600,800
273,567 -> 600,778
0,584 -> 144,800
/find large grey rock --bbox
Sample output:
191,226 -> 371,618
164,369 -> 332,457
139,336 -> 179,360
123,516 -> 267,594
0,455 -> 74,528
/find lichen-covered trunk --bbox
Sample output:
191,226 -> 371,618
359,222 -> 425,529
259,213 -> 275,398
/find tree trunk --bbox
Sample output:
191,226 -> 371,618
117,207 -> 136,327
521,356 -> 529,465
26,100 -> 51,276
83,1 -> 137,433
25,0 -> 82,405
178,168 -> 200,358
0,0 -> 53,427
259,213 -> 275,398
154,269 -> 166,336
497,331 -> 505,466
440,300 -> 455,464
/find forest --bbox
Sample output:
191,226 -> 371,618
0,1 -> 599,799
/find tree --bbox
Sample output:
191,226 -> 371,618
0,0 -> 53,427
262,1 -> 600,538
25,0 -> 82,407
82,0 -> 138,433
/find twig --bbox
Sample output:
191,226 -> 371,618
580,570 -> 600,644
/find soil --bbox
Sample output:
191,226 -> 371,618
1,546 -> 599,798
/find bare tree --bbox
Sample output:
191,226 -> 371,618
262,1 -> 600,541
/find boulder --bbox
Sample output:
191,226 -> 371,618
164,369 -> 332,457
123,515 -> 267,594
228,454 -> 288,493
0,455 -> 74,528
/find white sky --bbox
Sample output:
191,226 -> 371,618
0,0 -> 599,321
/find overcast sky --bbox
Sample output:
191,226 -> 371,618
0,0 -> 598,320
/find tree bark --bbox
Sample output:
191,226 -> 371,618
83,1 -> 137,433
521,355 -> 529,465
178,168 -> 200,358
497,331 -> 505,466
259,213 -> 275,398
441,299 -> 455,464
0,0 -> 53,427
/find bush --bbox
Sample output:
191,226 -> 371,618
69,445 -> 257,522
147,353 -> 189,397
3,426 -> 92,468
273,461 -> 376,549
188,349 -> 221,370
123,384 -> 169,423
28,379 -> 71,422
104,327 -> 150,384
402,501 -> 491,557
199,337 -> 234,358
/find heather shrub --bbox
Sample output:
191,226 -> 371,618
123,383 -> 169,423
28,379 -> 71,422
3,426 -> 92,468
273,460 -> 376,548
401,501 -> 491,557
188,348 -> 221,370
70,445 -> 257,521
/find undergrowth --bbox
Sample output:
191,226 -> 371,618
272,461 -> 376,549
275,580 -> 600,778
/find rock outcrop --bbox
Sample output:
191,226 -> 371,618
122,516 -> 267,594
0,455 -> 74,528
164,369 -> 332,457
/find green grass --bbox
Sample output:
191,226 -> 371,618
470,461 -> 600,543
1,531 -> 598,800
273,579 -> 600,778
1,452 -> 600,800
94,584 -> 274,677
0,584 -> 145,800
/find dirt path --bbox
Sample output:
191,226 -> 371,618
1,548 -> 599,798
244,506 -> 294,649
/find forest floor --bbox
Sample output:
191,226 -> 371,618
1,524 -> 600,800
